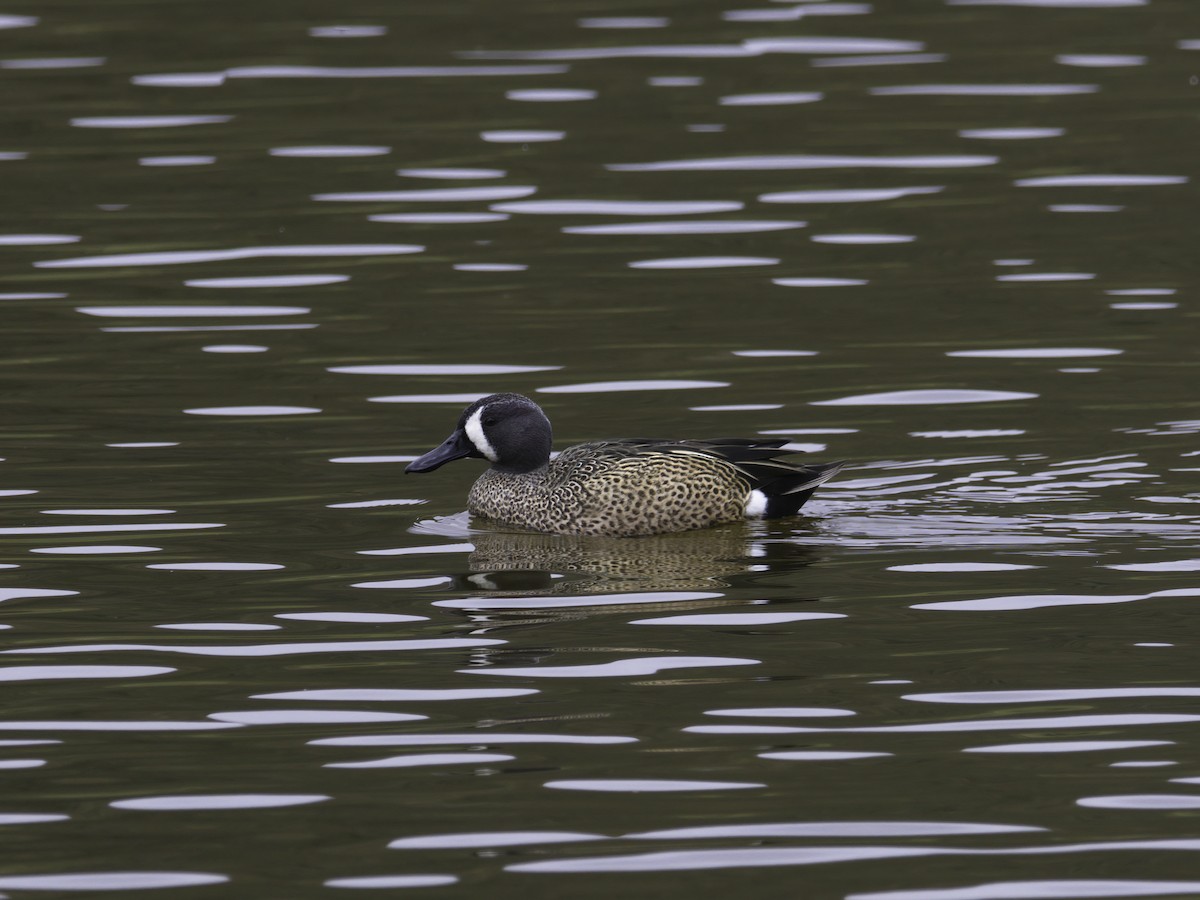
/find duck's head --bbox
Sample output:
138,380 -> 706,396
405,392 -> 553,475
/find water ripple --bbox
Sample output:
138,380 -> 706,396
390,831 -> 604,849
813,389 -> 1037,406
311,733 -> 638,747
314,186 -> 535,202
460,656 -> 759,678
493,200 -> 743,215
327,753 -> 515,769
112,794 -> 328,810
609,155 -> 995,172
0,873 -> 228,890
0,665 -> 173,682
3,638 -> 504,657
39,244 -> 421,268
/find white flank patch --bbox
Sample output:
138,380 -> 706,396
744,489 -> 769,517
464,407 -> 498,462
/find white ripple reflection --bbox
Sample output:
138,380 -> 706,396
546,779 -> 762,792
629,256 -> 779,269
996,272 -> 1094,282
390,831 -> 604,849
742,37 -> 924,54
631,821 -> 1041,839
32,545 -> 162,554
112,794 -> 328,810
370,212 -> 508,223
720,92 -> 823,105
3,638 -> 503,656
706,707 -> 855,717
0,665 -> 173,681
70,115 -> 233,127
311,733 -> 637,747
872,84 -> 1097,96
0,813 -> 68,823
493,200 -> 743,215
146,562 -> 282,571
314,185 -> 535,202
274,613 -> 429,623
481,130 -> 564,142
538,380 -> 728,394
132,72 -> 226,88
351,576 -> 450,588
774,277 -> 867,287
1108,559 -> 1200,572
1078,795 -> 1200,810
157,623 -> 278,632
1016,174 -> 1187,187
812,234 -> 914,244
907,687 -> 1200,703
761,751 -> 893,760
509,846 -> 939,872
609,155 -> 995,172
850,881 -> 1200,900
0,873 -> 229,890
564,220 -> 804,235
184,275 -> 346,288
140,155 -> 215,167
271,145 -> 390,157
0,720 -> 239,731
813,389 -> 1036,406
78,306 -> 309,317
208,710 -> 426,725
965,741 -> 1174,754
227,64 -> 569,78
0,233 -> 79,245
329,363 -> 559,375
184,406 -> 320,416
690,713 -> 1200,734
396,168 -> 504,180
460,656 -> 759,678
912,587 -> 1200,612
960,127 -> 1065,139
254,688 -> 536,701
0,588 -> 77,603
506,88 -> 596,101
0,523 -> 222,535
948,348 -> 1121,358
631,612 -> 846,625
889,563 -> 1037,572
38,243 -> 421,268
327,753 -> 515,769
760,186 -> 942,203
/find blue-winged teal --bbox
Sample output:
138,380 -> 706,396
405,392 -> 844,537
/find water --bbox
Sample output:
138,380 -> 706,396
2,0 -> 1199,896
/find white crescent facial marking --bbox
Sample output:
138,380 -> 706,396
744,489 -> 768,517
464,407 -> 498,462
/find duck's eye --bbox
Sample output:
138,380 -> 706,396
483,417 -> 497,427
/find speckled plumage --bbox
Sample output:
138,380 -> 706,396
406,394 -> 843,537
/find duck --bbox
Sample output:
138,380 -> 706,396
405,392 -> 844,537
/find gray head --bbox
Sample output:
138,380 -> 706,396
405,392 -> 553,475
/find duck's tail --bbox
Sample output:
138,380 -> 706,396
750,460 -> 845,518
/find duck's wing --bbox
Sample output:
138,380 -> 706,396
564,438 -> 843,517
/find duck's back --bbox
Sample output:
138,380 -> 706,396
468,439 -> 763,536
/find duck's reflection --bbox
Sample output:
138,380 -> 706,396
447,520 -> 818,595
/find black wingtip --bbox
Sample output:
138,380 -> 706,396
762,460 -> 846,518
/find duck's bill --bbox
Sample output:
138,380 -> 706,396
405,429 -> 476,473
